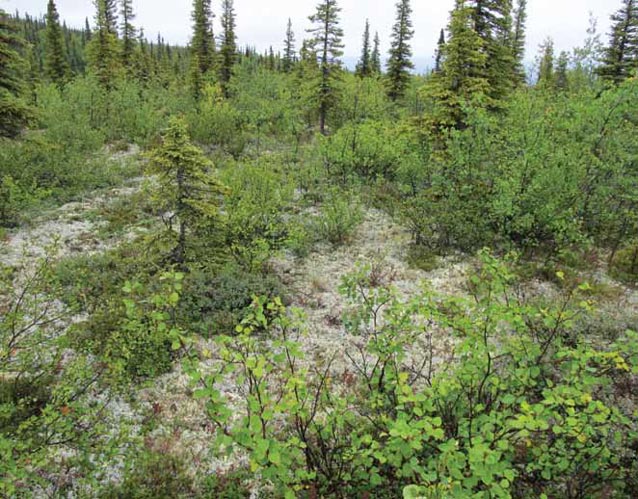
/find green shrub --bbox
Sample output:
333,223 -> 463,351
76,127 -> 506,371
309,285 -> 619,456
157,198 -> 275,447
178,264 -> 287,336
609,244 -> 638,284
311,190 -> 363,245
99,451 -> 195,499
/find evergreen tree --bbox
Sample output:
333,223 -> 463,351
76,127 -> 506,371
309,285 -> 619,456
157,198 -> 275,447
555,50 -> 569,90
355,19 -> 372,77
283,18 -> 296,73
218,0 -> 237,98
87,0 -> 121,88
147,117 -> 226,267
511,0 -> 527,84
469,0 -> 517,101
386,0 -> 414,101
44,0 -> 70,86
104,0 -> 118,35
423,0 -> 489,128
597,0 -> 638,84
120,0 -> 136,73
0,8 -> 32,137
84,17 -> 91,43
434,28 -> 445,72
307,0 -> 344,135
267,46 -> 276,71
190,0 -> 215,75
537,38 -> 554,87
371,31 -> 382,74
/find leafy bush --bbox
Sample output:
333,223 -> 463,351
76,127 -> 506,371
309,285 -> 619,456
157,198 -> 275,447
99,451 -> 196,499
178,264 -> 287,336
189,252 -> 638,497
321,120 -> 421,182
221,158 -> 296,270
609,243 -> 638,284
311,189 -> 363,245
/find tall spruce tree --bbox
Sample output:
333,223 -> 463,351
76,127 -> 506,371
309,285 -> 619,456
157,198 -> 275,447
355,19 -> 372,77
218,0 -> 237,97
469,0 -> 517,101
555,50 -> 569,90
423,0 -> 489,128
84,17 -> 92,42
307,0 -> 344,135
597,0 -> 638,84
87,0 -> 121,88
0,8 -> 32,137
44,0 -> 70,86
191,0 -> 215,75
434,28 -> 445,72
537,38 -> 555,87
283,18 -> 296,72
511,0 -> 527,84
386,0 -> 414,100
119,0 -> 136,73
371,31 -> 382,74
104,0 -> 118,35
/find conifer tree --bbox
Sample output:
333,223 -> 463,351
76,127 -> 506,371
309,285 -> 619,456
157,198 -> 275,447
283,18 -> 296,72
87,0 -> 121,88
267,46 -> 276,71
371,31 -> 382,74
555,50 -> 569,90
386,0 -> 414,100
469,0 -> 517,100
147,117 -> 226,267
191,0 -> 215,75
218,0 -> 237,98
537,38 -> 554,87
84,17 -> 92,43
511,0 -> 527,84
307,0 -> 344,135
355,19 -> 372,77
597,0 -> 638,84
0,8 -> 32,137
44,0 -> 70,86
423,0 -> 489,128
434,28 -> 445,72
119,0 -> 136,73
104,0 -> 118,35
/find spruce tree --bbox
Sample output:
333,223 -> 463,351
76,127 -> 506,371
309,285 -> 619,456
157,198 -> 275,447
120,0 -> 136,73
84,17 -> 92,43
371,31 -> 382,74
386,0 -> 414,101
87,0 -> 121,88
283,18 -> 296,73
422,0 -> 489,128
537,38 -> 554,87
147,117 -> 226,267
469,0 -> 517,101
44,0 -> 70,86
434,28 -> 445,72
307,0 -> 344,135
104,0 -> 118,36
355,19 -> 372,77
555,51 -> 569,90
190,0 -> 215,75
0,8 -> 32,137
597,0 -> 638,84
218,0 -> 237,97
511,0 -> 527,84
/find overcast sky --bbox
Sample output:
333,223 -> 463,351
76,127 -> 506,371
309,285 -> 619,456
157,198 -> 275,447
2,0 -> 617,71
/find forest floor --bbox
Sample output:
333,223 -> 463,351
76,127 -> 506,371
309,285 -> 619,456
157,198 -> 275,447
2,156 -> 637,490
